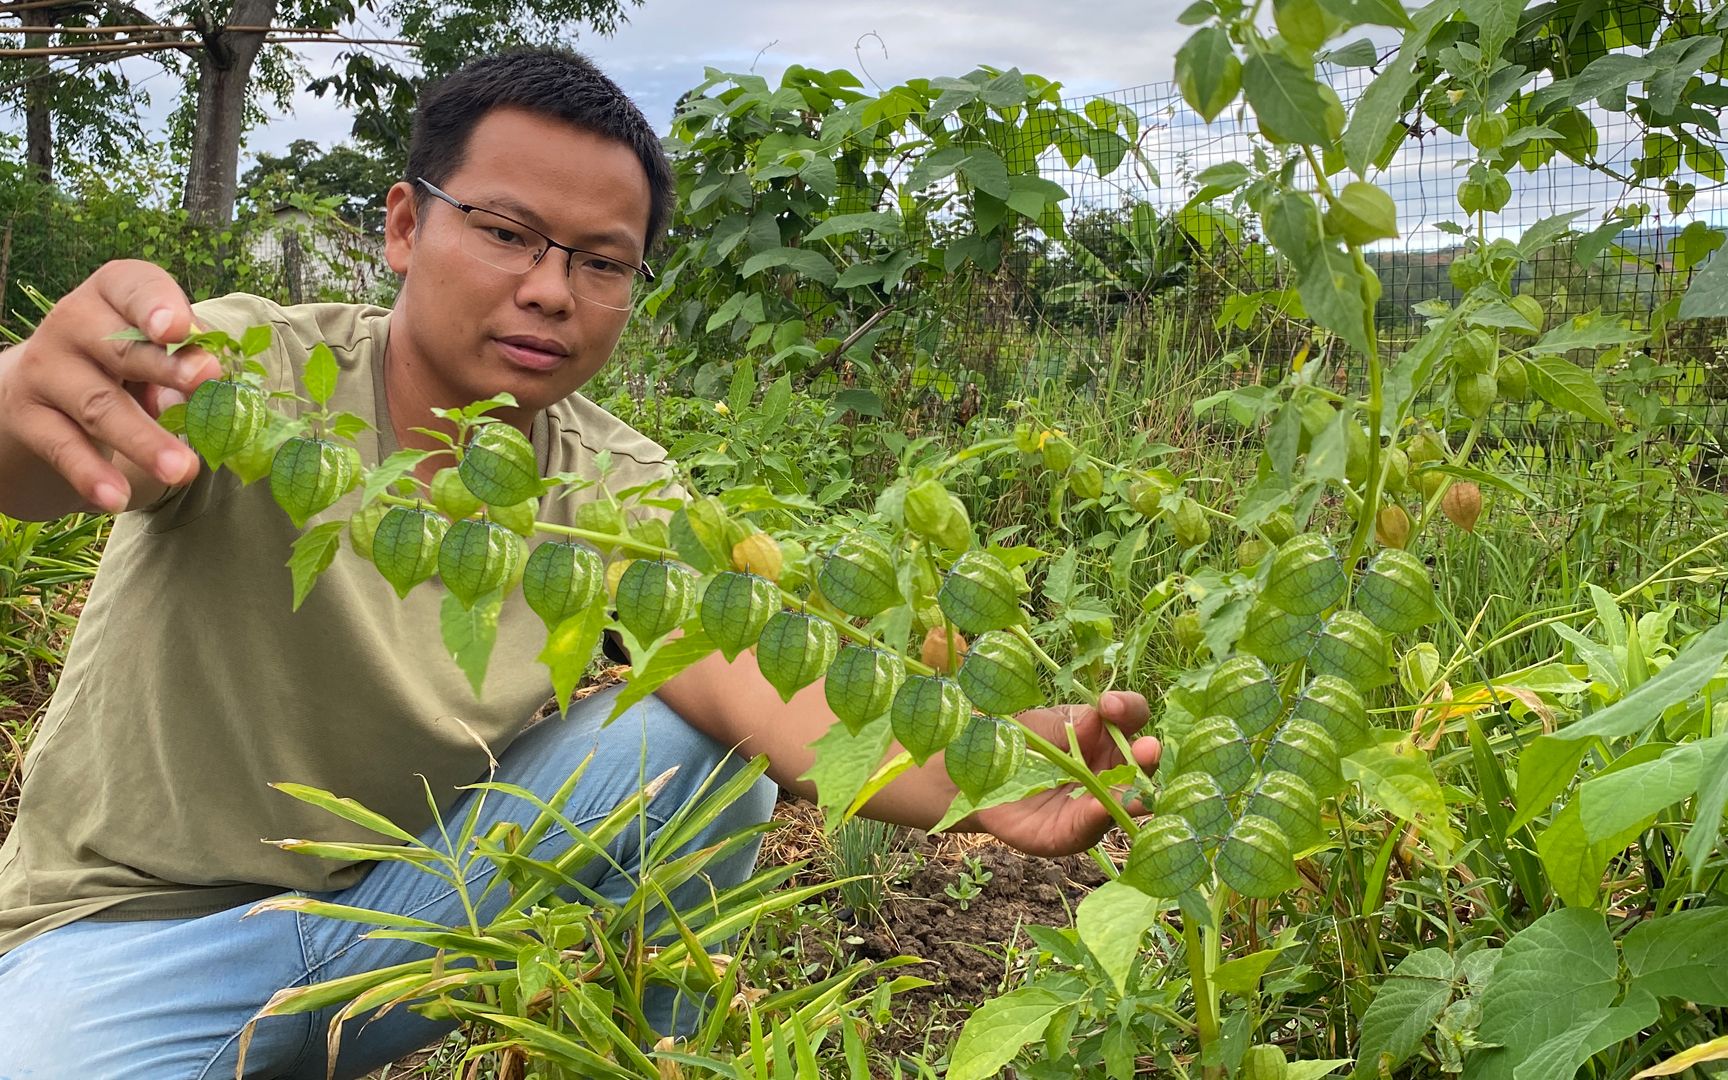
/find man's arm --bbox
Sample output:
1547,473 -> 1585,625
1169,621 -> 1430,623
0,261 -> 215,521
657,647 -> 1159,856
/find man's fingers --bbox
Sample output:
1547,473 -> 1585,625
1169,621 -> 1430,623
1100,690 -> 1150,731
29,362 -> 197,487
15,403 -> 132,513
90,260 -> 196,347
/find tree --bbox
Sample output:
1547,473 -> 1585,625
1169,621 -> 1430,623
239,137 -> 397,226
0,0 -> 641,224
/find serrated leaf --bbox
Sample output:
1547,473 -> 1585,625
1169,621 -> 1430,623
441,588 -> 502,696
801,711 -> 895,829
287,520 -> 345,612
1076,881 -> 1163,997
1522,353 -> 1617,427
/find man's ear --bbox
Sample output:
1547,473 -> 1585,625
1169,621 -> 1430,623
382,181 -> 419,274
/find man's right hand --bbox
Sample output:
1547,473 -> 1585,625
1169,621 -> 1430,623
0,260 -> 221,520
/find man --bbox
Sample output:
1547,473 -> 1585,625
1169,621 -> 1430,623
0,48 -> 1158,1076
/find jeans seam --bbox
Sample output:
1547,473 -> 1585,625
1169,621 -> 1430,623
188,898 -> 320,1080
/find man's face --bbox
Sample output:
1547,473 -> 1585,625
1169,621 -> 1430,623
383,106 -> 653,417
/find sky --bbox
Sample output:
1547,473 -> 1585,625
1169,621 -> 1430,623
31,1 -> 1728,247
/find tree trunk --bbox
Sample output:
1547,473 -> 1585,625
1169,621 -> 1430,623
182,0 -> 278,226
23,8 -> 53,183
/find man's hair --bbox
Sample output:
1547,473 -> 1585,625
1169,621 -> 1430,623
406,48 -> 674,251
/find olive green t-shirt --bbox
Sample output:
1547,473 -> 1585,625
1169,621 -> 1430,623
0,293 -> 680,957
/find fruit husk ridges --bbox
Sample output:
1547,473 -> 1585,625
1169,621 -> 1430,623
438,517 -> 519,607
956,630 -> 1044,717
1203,656 -> 1283,735
698,571 -> 779,661
1309,610 -> 1392,687
1264,534 -> 1346,616
372,506 -> 446,599
1177,715 -> 1256,794
945,714 -> 1026,800
1217,814 -> 1300,898
823,646 -> 905,732
614,559 -> 695,644
185,378 -> 266,466
756,611 -> 840,703
1264,718 -> 1342,793
459,423 -> 542,508
270,437 -> 358,528
816,534 -> 901,617
1356,548 -> 1440,634
890,676 -> 968,764
937,550 -> 1021,634
1156,771 -> 1232,842
522,540 -> 605,631
1291,675 -> 1371,753
1121,815 -> 1209,897
1239,598 -> 1321,666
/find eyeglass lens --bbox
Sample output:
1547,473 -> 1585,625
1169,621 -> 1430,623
458,208 -> 640,311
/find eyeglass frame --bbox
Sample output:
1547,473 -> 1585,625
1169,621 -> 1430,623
413,177 -> 656,292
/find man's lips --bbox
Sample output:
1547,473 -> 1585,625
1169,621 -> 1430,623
495,336 -> 568,371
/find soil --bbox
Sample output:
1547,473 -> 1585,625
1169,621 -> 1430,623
760,795 -> 1113,1066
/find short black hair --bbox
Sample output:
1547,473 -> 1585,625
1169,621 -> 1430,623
406,48 -> 674,251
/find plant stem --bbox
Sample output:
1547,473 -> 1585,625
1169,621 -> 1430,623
1184,889 -> 1225,1080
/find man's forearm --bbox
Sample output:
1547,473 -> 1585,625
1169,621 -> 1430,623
656,648 -> 976,832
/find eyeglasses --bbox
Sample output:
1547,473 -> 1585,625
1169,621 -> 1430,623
415,178 -> 654,312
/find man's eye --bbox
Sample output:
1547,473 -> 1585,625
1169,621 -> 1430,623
584,258 -> 630,276
486,227 -> 526,245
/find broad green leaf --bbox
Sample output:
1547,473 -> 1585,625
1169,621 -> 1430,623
1471,909 -> 1617,1078
1213,934 -> 1297,998
1287,1062 -> 1353,1080
538,604 -> 608,716
1510,737 -> 1590,833
946,985 -> 1072,1080
1508,993 -> 1659,1080
360,449 -> 430,505
1529,313 -> 1642,357
1076,880 -> 1163,996
1522,353 -> 1617,427
303,342 -> 338,407
1343,736 -> 1455,858
1175,26 -> 1242,122
287,520 -> 345,612
1536,791 -> 1652,908
1241,53 -> 1336,145
1351,948 -> 1454,1079
440,589 -> 502,697
1622,907 -> 1728,1006
1578,735 -> 1727,841
1678,248 -> 1728,320
803,211 -> 902,243
1298,246 -> 1372,357
1681,735 -> 1728,888
609,627 -> 716,722
740,247 -> 838,287
801,711 -> 896,829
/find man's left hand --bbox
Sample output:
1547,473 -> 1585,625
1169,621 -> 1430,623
971,690 -> 1160,857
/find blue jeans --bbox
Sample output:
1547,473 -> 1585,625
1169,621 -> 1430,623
0,686 -> 778,1079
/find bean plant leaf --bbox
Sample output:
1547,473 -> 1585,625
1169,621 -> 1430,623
1351,948 -> 1454,1079
440,588 -> 503,696
1678,248 -> 1728,320
1471,909 -> 1618,1080
1622,907 -> 1728,1006
1577,735 -> 1726,842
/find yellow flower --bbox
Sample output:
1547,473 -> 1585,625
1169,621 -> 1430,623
714,402 -> 731,416
1035,428 -> 1066,449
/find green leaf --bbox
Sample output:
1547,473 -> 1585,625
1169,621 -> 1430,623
800,712 -> 896,829
538,604 -> 609,717
958,147 -> 1011,201
946,985 -> 1072,1080
1175,26 -> 1242,122
1682,735 -> 1728,888
1287,1062 -> 1353,1080
1552,621 -> 1728,744
1623,907 -> 1728,1006
1351,948 -> 1454,1079
1537,773 -> 1656,908
1343,736 -> 1456,859
1213,936 -> 1297,998
1510,737 -> 1590,833
803,212 -> 902,243
1521,352 -> 1617,427
740,247 -> 838,288
1678,248 -> 1728,320
1299,246 -> 1372,357
1075,880 -> 1163,996
609,627 -> 716,722
1472,909 -> 1617,1076
287,520 -> 345,612
1578,735 -> 1726,842
440,589 -> 502,697
303,342 -> 338,407
361,449 -> 430,505
1530,313 -> 1642,357
1241,53 -> 1335,145
268,782 -> 420,844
